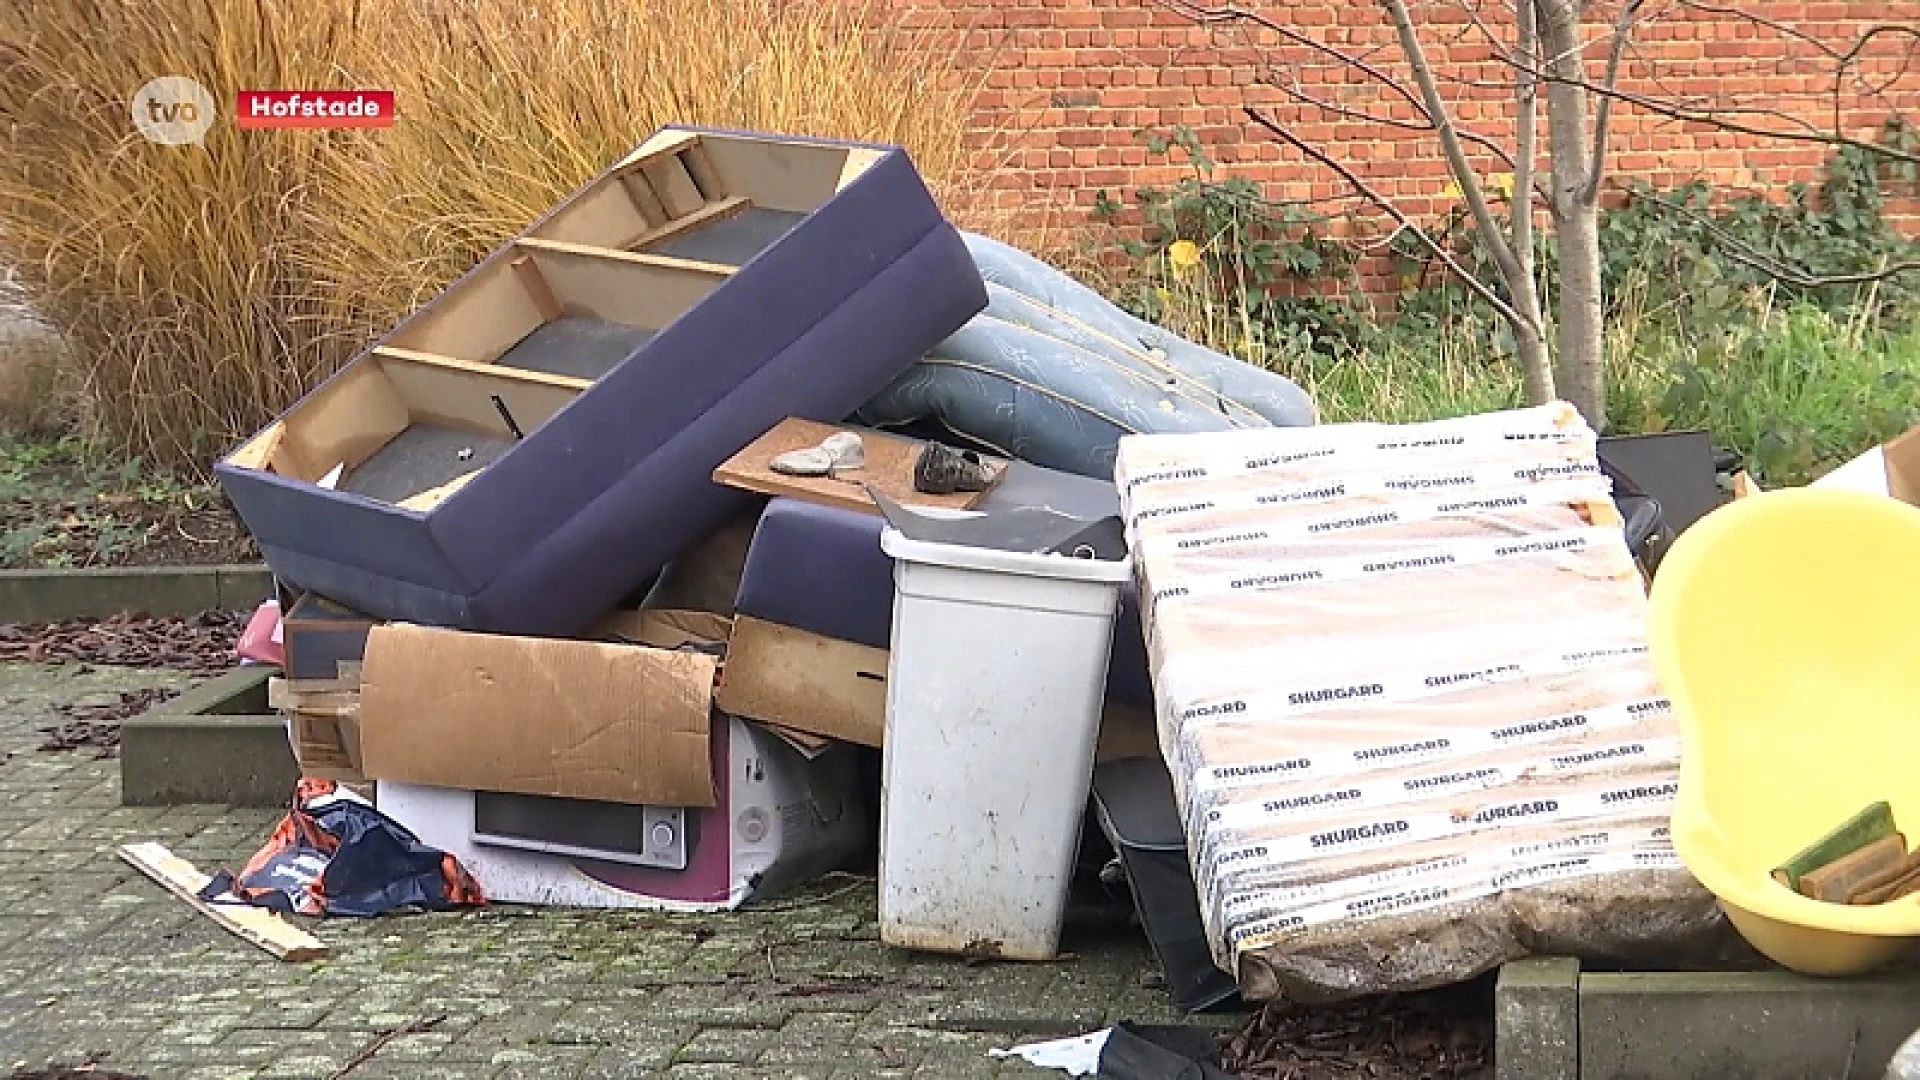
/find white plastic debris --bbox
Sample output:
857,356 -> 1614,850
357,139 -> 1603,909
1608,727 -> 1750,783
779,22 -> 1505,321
986,1028 -> 1112,1076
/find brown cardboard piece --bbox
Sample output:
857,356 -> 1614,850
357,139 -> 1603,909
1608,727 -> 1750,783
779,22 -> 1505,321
358,623 -> 718,807
717,613 -> 1155,762
592,608 -> 733,650
590,608 -> 829,754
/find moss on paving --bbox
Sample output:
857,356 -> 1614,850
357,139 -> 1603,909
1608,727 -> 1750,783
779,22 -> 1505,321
0,661 -> 1226,1078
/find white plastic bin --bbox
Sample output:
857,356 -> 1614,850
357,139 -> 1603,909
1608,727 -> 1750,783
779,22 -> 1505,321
875,525 -> 1133,960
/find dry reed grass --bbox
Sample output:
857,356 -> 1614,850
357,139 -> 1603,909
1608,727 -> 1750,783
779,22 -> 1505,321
0,0 -> 996,471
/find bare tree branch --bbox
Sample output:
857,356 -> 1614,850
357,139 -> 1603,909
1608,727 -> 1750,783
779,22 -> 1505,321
1378,0 -> 1530,295
1428,11 -> 1920,166
1242,106 -> 1538,332
1639,190 -> 1920,287
1585,0 -> 1647,201
1169,0 -> 1534,183
1163,0 -> 1430,120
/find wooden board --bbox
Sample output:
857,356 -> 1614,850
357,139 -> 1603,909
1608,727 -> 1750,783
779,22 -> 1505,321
117,842 -> 328,962
282,359 -> 411,482
712,417 -> 1003,516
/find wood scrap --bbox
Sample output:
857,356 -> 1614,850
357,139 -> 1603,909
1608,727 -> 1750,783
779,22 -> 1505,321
713,417 -> 1003,516
1774,801 -> 1896,892
1845,848 -> 1920,903
117,842 -> 328,961
1798,833 -> 1906,902
1852,862 -> 1920,905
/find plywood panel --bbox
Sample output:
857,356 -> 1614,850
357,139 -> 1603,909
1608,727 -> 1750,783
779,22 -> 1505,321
698,137 -> 860,213
712,417 -> 1003,516
627,196 -> 749,252
515,237 -> 733,279
642,156 -> 705,218
528,244 -> 728,330
612,128 -> 701,171
383,256 -> 546,364
377,354 -> 579,439
372,346 -> 591,391
283,359 -> 411,479
684,143 -> 726,200
528,175 -> 654,248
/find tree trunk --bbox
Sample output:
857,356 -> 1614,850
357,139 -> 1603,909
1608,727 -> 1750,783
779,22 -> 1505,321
1515,306 -> 1556,407
1510,0 -> 1554,408
1535,0 -> 1607,431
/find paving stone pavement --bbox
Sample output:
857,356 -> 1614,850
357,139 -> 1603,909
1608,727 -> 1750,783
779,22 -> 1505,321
0,662 -> 1235,1079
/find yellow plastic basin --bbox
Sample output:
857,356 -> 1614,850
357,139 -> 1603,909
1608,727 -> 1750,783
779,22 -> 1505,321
1648,486 -> 1920,975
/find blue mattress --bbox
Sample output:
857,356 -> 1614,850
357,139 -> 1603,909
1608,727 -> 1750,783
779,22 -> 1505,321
217,127 -> 988,635
734,470 -> 1154,709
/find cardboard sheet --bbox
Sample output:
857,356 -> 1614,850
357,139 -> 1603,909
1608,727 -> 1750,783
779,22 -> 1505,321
358,624 -> 717,807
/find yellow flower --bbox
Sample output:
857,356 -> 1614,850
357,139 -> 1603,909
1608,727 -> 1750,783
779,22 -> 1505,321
1166,239 -> 1202,276
1154,286 -> 1173,306
1439,179 -> 1463,202
1488,172 -> 1516,200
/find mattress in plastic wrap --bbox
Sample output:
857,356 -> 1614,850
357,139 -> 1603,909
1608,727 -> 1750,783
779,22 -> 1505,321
1114,401 -> 1723,1002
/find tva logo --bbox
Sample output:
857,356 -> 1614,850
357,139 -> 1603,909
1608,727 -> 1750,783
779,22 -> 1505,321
131,76 -> 217,145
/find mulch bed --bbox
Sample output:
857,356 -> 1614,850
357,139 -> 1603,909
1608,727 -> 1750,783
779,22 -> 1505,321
0,610 -> 246,674
1221,983 -> 1493,1079
37,686 -> 181,758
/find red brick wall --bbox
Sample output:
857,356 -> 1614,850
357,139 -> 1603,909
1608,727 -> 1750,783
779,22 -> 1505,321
894,0 -> 1918,286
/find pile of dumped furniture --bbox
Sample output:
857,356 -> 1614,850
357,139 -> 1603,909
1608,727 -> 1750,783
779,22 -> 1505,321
200,123 -> 1920,1026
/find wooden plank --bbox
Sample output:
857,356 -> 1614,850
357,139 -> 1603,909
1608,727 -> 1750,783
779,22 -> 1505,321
530,176 -> 656,247
382,255 -> 547,365
641,155 -> 706,219
290,712 -> 364,781
684,142 -> 726,201
282,359 -> 410,484
836,148 -> 885,192
696,137 -> 872,213
117,842 -> 328,962
627,195 -> 749,252
395,470 -> 480,512
269,676 -> 360,713
515,237 -> 735,278
376,353 -> 580,439
712,417 -> 1003,516
611,128 -> 702,172
510,255 -> 564,321
225,421 -> 288,472
620,171 -> 669,230
371,346 -> 591,392
527,243 -> 728,331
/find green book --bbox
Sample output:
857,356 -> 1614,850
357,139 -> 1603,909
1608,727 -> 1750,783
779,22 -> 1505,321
1773,801 -> 1899,892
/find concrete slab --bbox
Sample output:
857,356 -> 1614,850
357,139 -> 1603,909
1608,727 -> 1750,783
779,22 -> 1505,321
1578,969 -> 1920,1079
1496,957 -> 1578,1080
0,564 -> 271,621
119,665 -> 295,807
